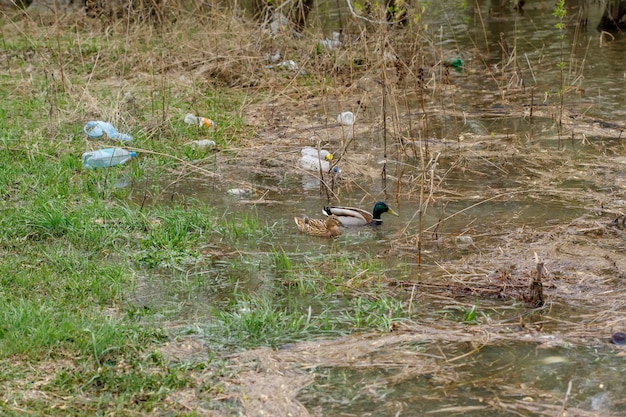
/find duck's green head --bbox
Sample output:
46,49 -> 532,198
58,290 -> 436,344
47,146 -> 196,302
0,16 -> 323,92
372,202 -> 399,219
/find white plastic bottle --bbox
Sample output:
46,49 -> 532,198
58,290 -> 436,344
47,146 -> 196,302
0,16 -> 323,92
299,147 -> 334,172
300,154 -> 331,171
188,140 -> 216,150
337,111 -> 355,126
82,148 -> 137,169
184,113 -> 216,129
301,146 -> 332,160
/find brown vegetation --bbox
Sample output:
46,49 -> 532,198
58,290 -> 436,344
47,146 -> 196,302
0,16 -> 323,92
3,1 -> 626,415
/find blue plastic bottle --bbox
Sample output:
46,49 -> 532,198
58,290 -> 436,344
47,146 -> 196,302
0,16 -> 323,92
82,148 -> 137,169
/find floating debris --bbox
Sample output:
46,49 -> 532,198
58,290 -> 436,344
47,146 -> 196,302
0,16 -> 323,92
228,188 -> 254,197
299,146 -> 333,172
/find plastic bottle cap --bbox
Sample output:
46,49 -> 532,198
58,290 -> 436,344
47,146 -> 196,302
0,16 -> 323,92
130,152 -> 137,157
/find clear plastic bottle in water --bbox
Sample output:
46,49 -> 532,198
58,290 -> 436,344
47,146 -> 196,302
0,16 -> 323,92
82,148 -> 137,169
299,154 -> 331,171
299,147 -> 334,172
301,146 -> 332,160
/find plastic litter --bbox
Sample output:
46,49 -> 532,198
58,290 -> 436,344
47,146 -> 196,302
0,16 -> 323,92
300,155 -> 331,172
266,60 -> 298,71
321,32 -> 342,51
227,188 -> 254,197
444,58 -> 464,69
277,60 -> 298,70
301,166 -> 341,190
188,140 -> 216,150
301,146 -> 332,160
337,111 -> 355,126
82,148 -> 137,169
270,13 -> 290,34
268,51 -> 281,63
184,113 -> 216,129
84,121 -> 133,142
265,60 -> 307,76
455,235 -> 474,245
300,147 -> 334,172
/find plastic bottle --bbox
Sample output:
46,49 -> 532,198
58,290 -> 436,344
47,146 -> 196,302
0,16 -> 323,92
82,148 -> 137,169
189,140 -> 216,150
300,154 -> 331,172
444,58 -> 464,69
455,235 -> 474,245
337,111 -> 355,126
321,32 -> 342,51
84,121 -> 133,142
300,147 -> 334,172
301,146 -> 333,160
184,113 -> 216,129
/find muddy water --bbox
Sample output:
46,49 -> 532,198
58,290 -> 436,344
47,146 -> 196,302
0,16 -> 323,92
299,342 -> 626,416
137,1 -> 626,415
290,2 -> 626,415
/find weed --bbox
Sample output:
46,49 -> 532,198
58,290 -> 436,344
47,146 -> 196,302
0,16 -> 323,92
210,294 -> 330,349
463,304 -> 478,323
272,246 -> 293,272
553,0 -> 567,129
339,294 -> 407,331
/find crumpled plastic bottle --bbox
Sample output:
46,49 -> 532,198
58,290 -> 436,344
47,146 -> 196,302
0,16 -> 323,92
82,148 -> 137,169
321,32 -> 342,51
84,121 -> 133,142
188,140 -> 216,150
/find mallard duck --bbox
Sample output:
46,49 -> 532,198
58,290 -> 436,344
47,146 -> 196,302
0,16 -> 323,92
322,201 -> 399,226
294,215 -> 342,237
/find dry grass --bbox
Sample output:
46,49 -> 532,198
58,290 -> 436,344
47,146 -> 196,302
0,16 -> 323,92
3,1 -> 626,416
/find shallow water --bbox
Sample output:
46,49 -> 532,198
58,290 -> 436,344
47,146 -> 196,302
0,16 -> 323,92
132,0 -> 626,414
299,342 -> 626,416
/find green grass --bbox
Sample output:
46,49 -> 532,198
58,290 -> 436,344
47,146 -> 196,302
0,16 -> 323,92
0,99 -> 413,411
211,295 -> 323,349
196,250 -> 413,350
0,5 -> 421,415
